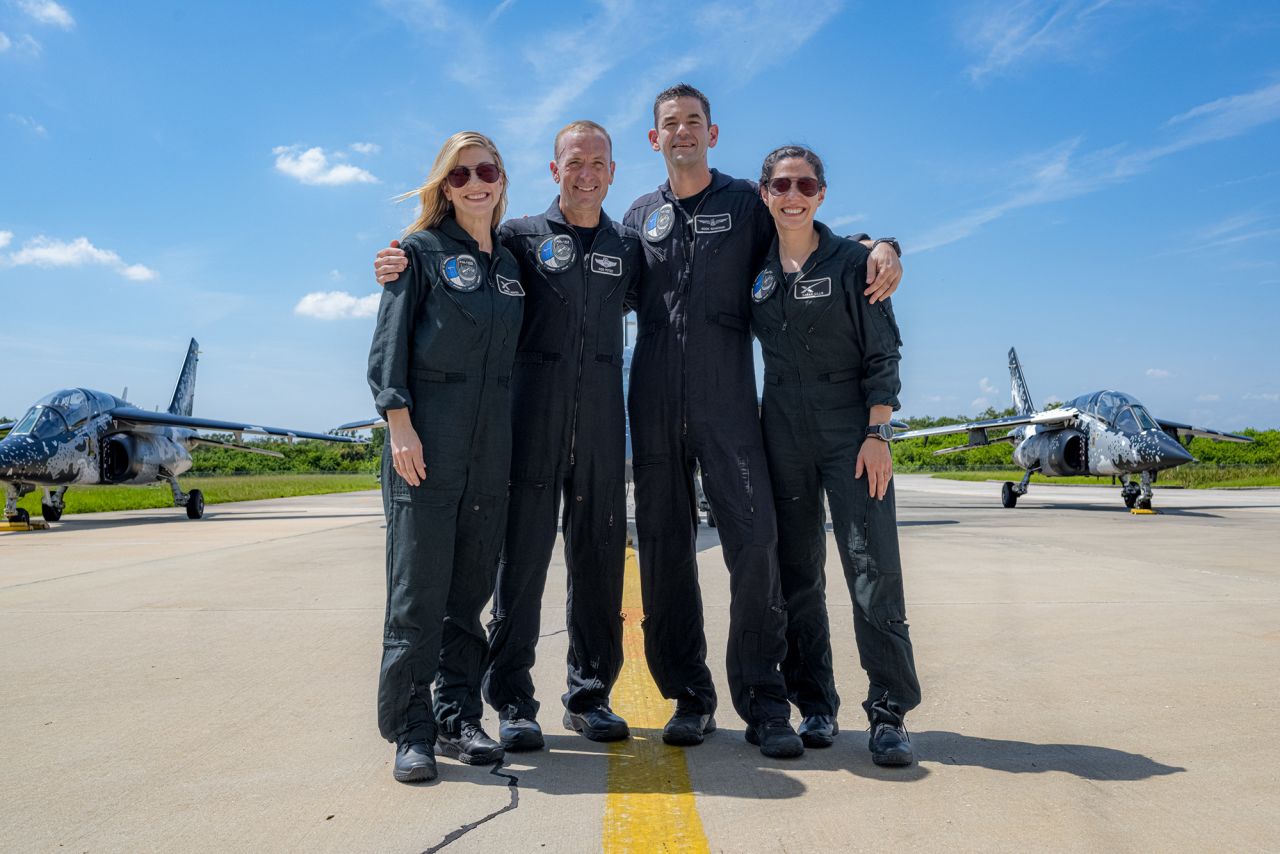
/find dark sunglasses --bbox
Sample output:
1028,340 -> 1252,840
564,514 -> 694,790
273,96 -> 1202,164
446,162 -> 502,188
766,176 -> 822,197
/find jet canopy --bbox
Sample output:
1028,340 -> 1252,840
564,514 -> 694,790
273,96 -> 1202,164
1069,390 -> 1159,433
8,388 -> 112,439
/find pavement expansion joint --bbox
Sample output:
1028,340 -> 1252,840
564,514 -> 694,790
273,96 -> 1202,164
420,761 -> 519,854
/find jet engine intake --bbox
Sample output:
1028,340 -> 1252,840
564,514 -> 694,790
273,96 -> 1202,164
102,434 -> 187,484
1013,429 -> 1089,477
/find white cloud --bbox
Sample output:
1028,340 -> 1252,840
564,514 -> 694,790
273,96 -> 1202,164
1243,392 -> 1280,403
328,269 -> 343,281
349,142 -> 381,155
971,396 -> 991,411
0,231 -> 12,248
1,32 -> 41,55
1146,368 -> 1172,379
17,0 -> 74,28
979,376 -> 999,395
963,0 -> 1116,82
273,145 -> 379,186
7,113 -> 47,137
827,214 -> 867,228
4,235 -> 157,280
1196,394 -> 1220,402
0,31 -> 10,51
294,290 -> 380,320
913,80 -> 1280,253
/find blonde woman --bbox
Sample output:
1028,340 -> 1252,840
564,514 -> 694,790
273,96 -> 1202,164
368,132 -> 525,783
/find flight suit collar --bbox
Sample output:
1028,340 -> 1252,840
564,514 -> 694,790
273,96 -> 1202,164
543,197 -> 617,234
764,219 -> 844,272
657,168 -> 733,206
438,214 -> 499,252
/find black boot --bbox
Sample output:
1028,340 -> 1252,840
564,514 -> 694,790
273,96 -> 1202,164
437,720 -> 505,765
662,702 -> 716,746
498,711 -> 545,752
798,714 -> 839,748
563,706 -> 630,742
745,718 -> 805,758
867,705 -> 914,767
393,741 -> 438,783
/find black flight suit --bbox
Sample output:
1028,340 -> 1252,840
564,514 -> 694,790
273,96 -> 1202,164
482,200 -> 639,720
749,221 -> 921,722
368,217 -> 524,746
623,169 -> 790,724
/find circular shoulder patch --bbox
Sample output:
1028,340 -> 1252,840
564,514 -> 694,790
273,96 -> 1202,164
537,234 -> 576,272
752,268 -> 779,303
441,254 -> 482,292
643,203 -> 675,243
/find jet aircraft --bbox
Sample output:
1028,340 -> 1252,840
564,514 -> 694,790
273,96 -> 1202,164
0,339 -> 364,524
894,348 -> 1252,511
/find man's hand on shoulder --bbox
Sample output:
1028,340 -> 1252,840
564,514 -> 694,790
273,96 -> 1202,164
864,240 -> 902,304
375,240 -> 409,286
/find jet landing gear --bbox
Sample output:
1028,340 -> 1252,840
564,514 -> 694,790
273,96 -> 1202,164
1131,471 -> 1156,514
4,481 -> 36,524
41,486 -> 67,522
166,475 -> 205,520
1001,469 -> 1035,508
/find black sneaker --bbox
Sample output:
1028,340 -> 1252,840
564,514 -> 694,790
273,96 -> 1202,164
393,741 -> 438,783
563,706 -> 630,742
498,715 -> 545,752
436,721 -> 505,765
662,706 -> 716,746
745,718 -> 805,758
868,719 -> 914,767
798,714 -> 839,748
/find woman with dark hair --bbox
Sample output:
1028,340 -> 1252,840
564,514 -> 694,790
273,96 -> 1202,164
749,145 -> 921,766
368,131 -> 524,782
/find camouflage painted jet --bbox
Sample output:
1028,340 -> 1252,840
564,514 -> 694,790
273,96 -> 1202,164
894,348 -> 1252,511
0,339 -> 364,524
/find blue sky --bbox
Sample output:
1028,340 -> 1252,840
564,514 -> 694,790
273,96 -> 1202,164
2,0 -> 1278,431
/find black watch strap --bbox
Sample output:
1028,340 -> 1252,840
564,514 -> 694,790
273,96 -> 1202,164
865,423 -> 894,442
872,237 -> 902,257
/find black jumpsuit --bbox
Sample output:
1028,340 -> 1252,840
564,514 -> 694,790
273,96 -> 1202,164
749,221 -> 921,722
623,170 -> 791,724
368,217 -> 524,746
482,199 -> 639,720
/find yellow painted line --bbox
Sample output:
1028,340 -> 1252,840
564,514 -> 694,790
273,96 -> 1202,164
602,548 -> 710,854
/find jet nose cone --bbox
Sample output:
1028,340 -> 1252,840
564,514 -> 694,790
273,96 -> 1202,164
1152,431 -> 1195,470
0,436 -> 36,479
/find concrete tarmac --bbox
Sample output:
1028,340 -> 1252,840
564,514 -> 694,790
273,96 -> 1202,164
1,475 -> 1278,853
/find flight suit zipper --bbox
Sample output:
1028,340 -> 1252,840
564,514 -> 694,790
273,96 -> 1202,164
676,191 -> 711,439
468,252 -> 496,451
566,227 -> 601,467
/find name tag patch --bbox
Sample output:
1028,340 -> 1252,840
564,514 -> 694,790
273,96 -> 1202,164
643,203 -> 675,243
693,213 -> 732,234
441,254 -> 481,292
590,253 -> 623,276
794,277 -> 832,300
496,274 -> 524,296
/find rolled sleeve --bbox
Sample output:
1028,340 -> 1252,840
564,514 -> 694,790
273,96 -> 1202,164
367,239 -> 424,417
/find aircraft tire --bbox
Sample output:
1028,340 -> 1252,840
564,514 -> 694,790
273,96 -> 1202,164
1001,482 -> 1018,508
41,503 -> 63,522
706,509 -> 717,528
1135,497 -> 1152,512
11,507 -> 31,524
186,489 -> 205,520
1123,491 -> 1137,509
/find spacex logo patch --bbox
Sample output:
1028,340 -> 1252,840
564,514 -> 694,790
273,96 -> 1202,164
496,274 -> 524,296
794,277 -> 832,300
590,253 -> 623,276
693,213 -> 732,234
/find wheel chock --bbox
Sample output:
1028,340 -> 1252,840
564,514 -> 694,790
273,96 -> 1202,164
0,518 -> 51,531
1130,508 -> 1158,515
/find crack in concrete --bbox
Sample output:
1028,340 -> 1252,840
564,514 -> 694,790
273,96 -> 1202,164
420,761 -> 519,853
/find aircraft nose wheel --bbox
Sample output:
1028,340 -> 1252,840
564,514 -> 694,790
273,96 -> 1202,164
1001,481 -> 1018,508
40,503 -> 63,522
185,489 -> 205,519
10,507 -> 31,525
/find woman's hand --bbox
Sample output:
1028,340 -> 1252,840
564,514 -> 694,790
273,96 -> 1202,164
856,436 -> 893,501
386,408 -> 426,486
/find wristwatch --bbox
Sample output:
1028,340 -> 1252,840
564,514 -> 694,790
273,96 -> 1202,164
865,423 -> 894,442
871,237 -> 902,257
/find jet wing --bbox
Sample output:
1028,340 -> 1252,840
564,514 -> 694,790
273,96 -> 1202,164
109,406 -> 366,444
334,417 -> 387,432
1156,420 -> 1253,444
894,408 -> 1078,441
0,421 -> 13,438
190,436 -> 286,458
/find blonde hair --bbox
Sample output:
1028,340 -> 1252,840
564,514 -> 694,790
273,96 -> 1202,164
553,120 -> 613,160
400,131 -> 508,236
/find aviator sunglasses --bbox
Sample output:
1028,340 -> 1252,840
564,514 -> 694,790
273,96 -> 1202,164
446,162 -> 502,188
766,176 -> 822,197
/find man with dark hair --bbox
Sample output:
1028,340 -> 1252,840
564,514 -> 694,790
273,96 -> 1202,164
623,83 -> 903,758
374,121 -> 639,751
